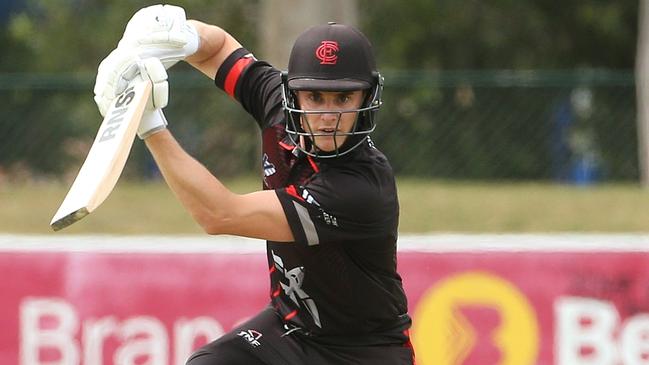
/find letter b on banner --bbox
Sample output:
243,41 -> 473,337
556,297 -> 618,365
20,298 -> 80,365
556,297 -> 649,365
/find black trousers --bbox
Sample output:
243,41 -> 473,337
186,307 -> 415,365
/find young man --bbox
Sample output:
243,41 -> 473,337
94,5 -> 414,365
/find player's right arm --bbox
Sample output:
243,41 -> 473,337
143,128 -> 294,242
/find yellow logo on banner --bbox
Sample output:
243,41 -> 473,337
412,271 -> 539,365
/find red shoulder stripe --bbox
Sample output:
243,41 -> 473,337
224,57 -> 253,98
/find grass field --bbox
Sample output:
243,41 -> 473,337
1,177 -> 649,234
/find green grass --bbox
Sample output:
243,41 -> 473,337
2,177 -> 649,234
397,179 -> 649,232
0,177 -> 259,235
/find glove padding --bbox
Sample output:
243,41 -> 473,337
139,108 -> 168,140
137,58 -> 169,140
94,48 -> 141,117
94,50 -> 168,113
118,4 -> 199,70
93,52 -> 169,139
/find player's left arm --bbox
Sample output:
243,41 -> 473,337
144,130 -> 294,242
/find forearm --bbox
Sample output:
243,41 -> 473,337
185,20 -> 242,78
144,129 -> 236,233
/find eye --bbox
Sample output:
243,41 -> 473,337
337,94 -> 352,104
307,92 -> 322,103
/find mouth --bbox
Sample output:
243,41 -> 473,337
317,128 -> 339,135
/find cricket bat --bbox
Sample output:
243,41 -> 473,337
50,78 -> 152,231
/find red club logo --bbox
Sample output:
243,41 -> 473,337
315,40 -> 339,65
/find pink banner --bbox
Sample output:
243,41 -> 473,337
1,237 -> 648,365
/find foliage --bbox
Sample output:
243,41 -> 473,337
360,0 -> 638,70
1,0 -> 259,72
0,1 -> 640,180
0,0 -> 259,178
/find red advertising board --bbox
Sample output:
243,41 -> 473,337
1,235 -> 648,365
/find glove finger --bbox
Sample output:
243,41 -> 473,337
167,30 -> 187,46
95,49 -> 139,95
140,57 -> 168,109
138,31 -> 187,47
94,49 -> 142,117
141,57 -> 168,83
143,32 -> 173,45
112,60 -> 138,96
122,62 -> 140,81
144,5 -> 184,33
115,77 -> 129,97
165,5 -> 190,45
159,5 -> 187,28
134,5 -> 188,46
151,81 -> 169,109
124,6 -> 159,36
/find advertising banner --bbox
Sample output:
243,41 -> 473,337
1,235 -> 648,365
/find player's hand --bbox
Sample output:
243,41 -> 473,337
94,51 -> 169,139
137,58 -> 169,140
94,48 -> 139,117
118,4 -> 200,70
93,49 -> 168,116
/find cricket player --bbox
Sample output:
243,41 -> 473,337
94,5 -> 415,364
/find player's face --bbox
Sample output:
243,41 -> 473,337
296,90 -> 365,152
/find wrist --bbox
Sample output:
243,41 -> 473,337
138,109 -> 168,140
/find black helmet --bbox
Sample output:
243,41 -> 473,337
282,22 -> 383,158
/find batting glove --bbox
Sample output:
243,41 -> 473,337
118,4 -> 200,70
137,57 -> 169,140
94,48 -> 140,117
94,49 -> 168,113
93,53 -> 169,139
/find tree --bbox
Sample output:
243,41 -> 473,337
0,0 -> 259,177
360,0 -> 637,70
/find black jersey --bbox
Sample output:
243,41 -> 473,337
214,48 -> 411,346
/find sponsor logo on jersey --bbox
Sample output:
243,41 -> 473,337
301,189 -> 319,206
322,211 -> 338,226
367,136 -> 376,149
263,154 -> 276,177
272,251 -> 322,327
237,329 -> 263,348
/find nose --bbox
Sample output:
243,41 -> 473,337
319,111 -> 339,123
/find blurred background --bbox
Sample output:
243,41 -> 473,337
1,4 -> 648,364
0,0 -> 647,233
